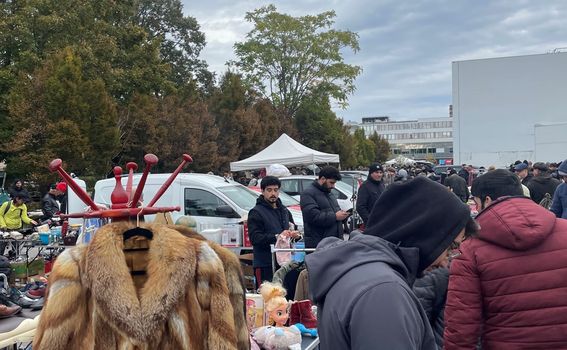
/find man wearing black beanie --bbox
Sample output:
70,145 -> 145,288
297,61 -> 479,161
356,163 -> 385,225
305,177 -> 476,350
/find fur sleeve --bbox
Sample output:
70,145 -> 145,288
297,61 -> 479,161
196,242 -> 239,350
172,225 -> 249,350
34,246 -> 89,350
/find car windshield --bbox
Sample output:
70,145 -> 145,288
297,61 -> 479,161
216,185 -> 258,211
335,180 -> 353,195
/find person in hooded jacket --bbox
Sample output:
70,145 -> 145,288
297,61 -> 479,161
248,176 -> 299,288
305,177 -> 476,350
526,162 -> 561,204
550,160 -> 567,219
356,163 -> 385,225
444,169 -> 567,350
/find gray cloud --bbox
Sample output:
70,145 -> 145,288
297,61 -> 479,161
183,0 -> 567,121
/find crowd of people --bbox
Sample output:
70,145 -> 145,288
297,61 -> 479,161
248,158 -> 567,349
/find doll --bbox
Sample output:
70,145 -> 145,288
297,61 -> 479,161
253,282 -> 302,350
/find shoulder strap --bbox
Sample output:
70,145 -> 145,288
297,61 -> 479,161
1,201 -> 10,216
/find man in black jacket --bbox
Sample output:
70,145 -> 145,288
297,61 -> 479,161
41,183 -> 66,221
356,163 -> 385,225
300,167 -> 349,249
248,176 -> 299,288
527,162 -> 561,204
305,177 -> 477,350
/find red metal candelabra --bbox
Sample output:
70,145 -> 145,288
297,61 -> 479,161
49,154 -> 193,221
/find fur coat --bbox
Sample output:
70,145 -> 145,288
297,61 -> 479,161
34,222 -> 249,350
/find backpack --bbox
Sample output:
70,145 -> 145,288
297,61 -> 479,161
539,193 -> 553,210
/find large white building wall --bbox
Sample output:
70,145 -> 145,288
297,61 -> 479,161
452,52 -> 567,167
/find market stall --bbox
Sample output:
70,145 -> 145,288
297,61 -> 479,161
230,133 -> 340,171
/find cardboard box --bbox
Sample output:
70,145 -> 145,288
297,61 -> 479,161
221,223 -> 242,247
246,293 -> 266,330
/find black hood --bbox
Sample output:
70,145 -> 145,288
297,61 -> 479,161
305,233 -> 420,305
256,195 -> 284,209
365,177 -> 471,273
530,175 -> 554,184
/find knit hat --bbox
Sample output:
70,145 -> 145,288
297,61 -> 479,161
56,182 -> 67,193
364,177 -> 471,273
559,160 -> 567,176
368,163 -> 383,176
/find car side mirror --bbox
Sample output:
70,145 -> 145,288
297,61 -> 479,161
215,205 -> 240,218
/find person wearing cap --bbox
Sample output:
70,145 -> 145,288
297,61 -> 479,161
41,182 -> 66,221
301,167 -> 349,249
550,160 -> 567,219
513,162 -> 531,197
526,162 -> 561,205
356,163 -> 385,225
445,169 -> 567,349
306,177 -> 477,349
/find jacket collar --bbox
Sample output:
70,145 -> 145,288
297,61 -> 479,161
85,222 -> 198,343
312,180 -> 331,193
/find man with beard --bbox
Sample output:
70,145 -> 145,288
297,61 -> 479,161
248,176 -> 299,287
301,167 -> 349,249
356,163 -> 385,225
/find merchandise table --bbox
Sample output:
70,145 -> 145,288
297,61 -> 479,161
0,309 -> 40,349
301,335 -> 319,350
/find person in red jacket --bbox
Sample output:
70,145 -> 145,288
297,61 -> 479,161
444,169 -> 567,349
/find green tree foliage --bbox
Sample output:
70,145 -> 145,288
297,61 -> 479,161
233,5 -> 362,119
294,92 -> 357,167
134,0 -> 210,87
368,131 -> 391,163
353,129 -> 375,167
3,48 -> 119,183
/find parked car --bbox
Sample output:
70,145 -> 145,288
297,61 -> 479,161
260,175 -> 354,211
88,173 -> 304,244
433,165 -> 463,176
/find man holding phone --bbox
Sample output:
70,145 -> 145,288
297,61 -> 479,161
301,167 -> 349,249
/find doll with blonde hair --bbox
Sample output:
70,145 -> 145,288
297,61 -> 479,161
253,282 -> 303,349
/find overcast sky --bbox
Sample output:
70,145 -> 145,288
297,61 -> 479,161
182,0 -> 567,121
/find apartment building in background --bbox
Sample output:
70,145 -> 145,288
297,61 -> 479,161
347,116 -> 454,164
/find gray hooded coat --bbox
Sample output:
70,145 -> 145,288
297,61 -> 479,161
306,233 -> 436,350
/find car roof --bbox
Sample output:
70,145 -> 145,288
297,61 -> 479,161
95,173 -> 239,189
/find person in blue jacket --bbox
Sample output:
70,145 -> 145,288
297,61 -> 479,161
550,160 -> 567,219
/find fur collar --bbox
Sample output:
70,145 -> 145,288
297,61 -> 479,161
84,222 -> 198,344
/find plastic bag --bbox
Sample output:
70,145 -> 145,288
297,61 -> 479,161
275,235 -> 291,266
266,164 -> 291,178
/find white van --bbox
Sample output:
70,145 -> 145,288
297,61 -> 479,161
90,173 -> 303,244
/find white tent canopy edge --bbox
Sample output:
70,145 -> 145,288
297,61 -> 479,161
229,133 -> 340,171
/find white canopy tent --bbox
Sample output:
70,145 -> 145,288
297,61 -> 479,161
384,156 -> 416,166
230,133 -> 340,171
